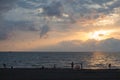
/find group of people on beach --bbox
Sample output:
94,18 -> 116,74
2,62 -> 112,69
2,64 -> 13,69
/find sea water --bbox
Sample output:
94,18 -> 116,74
0,52 -> 120,69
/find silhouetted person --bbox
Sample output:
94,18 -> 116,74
41,66 -> 45,69
80,63 -> 83,69
108,64 -> 111,69
53,64 -> 56,69
3,64 -> 6,68
11,66 -> 13,69
71,62 -> 74,69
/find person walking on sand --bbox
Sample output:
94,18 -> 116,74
71,62 -> 74,69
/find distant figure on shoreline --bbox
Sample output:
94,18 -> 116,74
80,63 -> 83,69
41,66 -> 45,69
11,66 -> 13,69
108,64 -> 111,69
71,62 -> 74,69
53,64 -> 56,69
3,64 -> 6,68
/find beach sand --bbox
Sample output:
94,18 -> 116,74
0,68 -> 120,80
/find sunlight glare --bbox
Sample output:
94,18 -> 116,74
89,30 -> 112,41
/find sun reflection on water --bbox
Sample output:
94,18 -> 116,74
88,52 -> 120,69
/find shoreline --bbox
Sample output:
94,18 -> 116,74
0,68 -> 120,80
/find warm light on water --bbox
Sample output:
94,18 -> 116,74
0,52 -> 120,69
88,52 -> 119,69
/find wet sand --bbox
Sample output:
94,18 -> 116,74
0,68 -> 120,80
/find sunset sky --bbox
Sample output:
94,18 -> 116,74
0,0 -> 120,52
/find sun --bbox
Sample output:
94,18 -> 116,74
89,30 -> 111,41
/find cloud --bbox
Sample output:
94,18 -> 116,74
0,0 -> 39,40
12,21 -> 37,31
18,0 -> 63,17
98,38 -> 120,51
17,0 -> 49,9
0,0 -> 17,15
0,29 -> 9,40
43,1 -> 62,17
39,38 -> 120,52
106,0 -> 120,9
0,0 -> 18,40
91,0 -> 113,5
40,24 -> 50,38
0,0 -> 120,51
0,20 -> 37,40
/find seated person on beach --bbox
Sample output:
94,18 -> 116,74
75,65 -> 80,70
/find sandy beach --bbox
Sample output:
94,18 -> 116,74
0,68 -> 120,80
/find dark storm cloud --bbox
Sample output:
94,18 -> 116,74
40,24 -> 50,38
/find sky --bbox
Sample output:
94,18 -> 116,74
0,0 -> 120,52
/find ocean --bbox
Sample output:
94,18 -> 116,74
0,52 -> 120,69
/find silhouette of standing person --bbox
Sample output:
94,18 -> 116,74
3,64 -> 6,68
41,66 -> 45,69
108,64 -> 111,69
11,66 -> 13,69
53,64 -> 56,69
71,62 -> 74,69
80,63 -> 83,69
